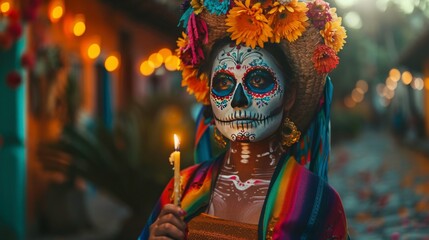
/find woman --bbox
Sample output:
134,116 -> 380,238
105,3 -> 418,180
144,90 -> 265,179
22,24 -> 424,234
140,0 -> 348,239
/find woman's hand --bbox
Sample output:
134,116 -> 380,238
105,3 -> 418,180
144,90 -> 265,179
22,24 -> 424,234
149,204 -> 187,240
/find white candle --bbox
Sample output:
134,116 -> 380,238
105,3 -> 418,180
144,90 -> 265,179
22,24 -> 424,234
169,134 -> 181,206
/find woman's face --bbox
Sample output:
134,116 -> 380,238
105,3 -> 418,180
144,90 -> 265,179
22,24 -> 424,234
210,43 -> 287,142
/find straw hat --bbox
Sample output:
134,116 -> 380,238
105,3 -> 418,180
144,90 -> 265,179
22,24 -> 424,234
177,0 -> 347,132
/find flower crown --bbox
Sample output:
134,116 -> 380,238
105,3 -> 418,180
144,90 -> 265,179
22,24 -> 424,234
176,0 -> 347,105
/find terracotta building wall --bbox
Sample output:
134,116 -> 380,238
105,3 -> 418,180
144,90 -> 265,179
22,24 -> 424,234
26,0 -> 175,234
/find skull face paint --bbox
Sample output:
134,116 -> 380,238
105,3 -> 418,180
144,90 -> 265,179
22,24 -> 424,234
210,43 -> 286,142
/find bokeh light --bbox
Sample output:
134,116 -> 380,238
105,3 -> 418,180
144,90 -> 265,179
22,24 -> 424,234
411,77 -> 424,90
344,11 -> 362,29
386,77 -> 398,90
0,0 -> 11,13
425,77 -> 429,90
49,0 -> 64,23
149,53 -> 163,68
389,68 -> 401,82
164,55 -> 181,71
398,0 -> 415,14
105,55 -> 119,72
87,43 -> 101,59
376,0 -> 389,12
158,48 -> 172,61
335,0 -> 357,8
384,87 -> 395,100
356,80 -> 368,93
73,14 -> 86,37
401,71 -> 413,85
140,61 -> 155,76
351,89 -> 364,103
344,96 -> 356,108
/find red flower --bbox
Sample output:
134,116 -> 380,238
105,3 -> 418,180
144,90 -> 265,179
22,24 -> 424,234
6,71 -> 22,89
312,44 -> 339,74
306,0 -> 332,30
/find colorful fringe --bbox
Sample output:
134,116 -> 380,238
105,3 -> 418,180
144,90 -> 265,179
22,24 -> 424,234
259,156 -> 347,239
138,155 -> 348,239
288,76 -> 333,181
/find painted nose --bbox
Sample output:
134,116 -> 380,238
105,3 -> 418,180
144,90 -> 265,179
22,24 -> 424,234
231,83 -> 249,108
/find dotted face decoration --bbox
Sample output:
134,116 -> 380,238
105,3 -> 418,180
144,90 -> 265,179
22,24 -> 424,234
210,43 -> 287,142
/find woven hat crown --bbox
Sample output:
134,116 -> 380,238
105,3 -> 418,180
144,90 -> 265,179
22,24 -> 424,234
177,0 -> 347,131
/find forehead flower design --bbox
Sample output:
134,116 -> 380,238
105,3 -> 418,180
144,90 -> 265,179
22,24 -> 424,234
176,0 -> 347,108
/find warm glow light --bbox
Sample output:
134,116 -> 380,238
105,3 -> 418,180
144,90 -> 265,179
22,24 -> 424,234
356,80 -> 368,93
402,71 -> 413,85
425,78 -> 429,90
105,55 -> 119,72
174,134 -> 180,151
165,55 -> 181,71
389,68 -> 401,82
412,77 -> 424,91
149,53 -> 163,68
376,0 -> 389,12
344,96 -> 356,108
87,43 -> 101,59
73,15 -> 86,37
344,11 -> 362,29
0,1 -> 11,13
376,83 -> 385,97
159,48 -> 172,61
335,0 -> 357,8
140,61 -> 155,76
49,0 -> 65,23
386,77 -> 397,91
351,89 -> 364,103
385,88 -> 395,100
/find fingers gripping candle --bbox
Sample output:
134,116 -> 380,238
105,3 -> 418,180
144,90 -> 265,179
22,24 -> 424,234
169,134 -> 181,206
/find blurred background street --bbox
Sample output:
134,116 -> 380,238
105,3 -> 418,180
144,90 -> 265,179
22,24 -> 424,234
1,0 -> 429,239
330,129 -> 429,239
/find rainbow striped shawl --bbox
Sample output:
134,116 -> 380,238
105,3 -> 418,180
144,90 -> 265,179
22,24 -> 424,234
139,155 -> 348,239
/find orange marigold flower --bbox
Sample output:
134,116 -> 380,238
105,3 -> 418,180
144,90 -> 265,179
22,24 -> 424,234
181,67 -> 210,104
320,17 -> 347,53
268,0 -> 309,43
176,32 -> 191,68
226,0 -> 273,48
251,0 -> 273,9
176,32 -> 189,55
312,44 -> 339,74
191,0 -> 204,15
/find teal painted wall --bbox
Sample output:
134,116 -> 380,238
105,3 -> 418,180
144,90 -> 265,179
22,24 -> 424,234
0,30 -> 27,240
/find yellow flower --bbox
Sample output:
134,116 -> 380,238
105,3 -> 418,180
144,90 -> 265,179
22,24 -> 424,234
176,32 -> 190,69
268,0 -> 309,43
226,0 -> 273,48
191,0 -> 204,15
176,32 -> 188,54
320,17 -> 347,53
181,67 -> 210,104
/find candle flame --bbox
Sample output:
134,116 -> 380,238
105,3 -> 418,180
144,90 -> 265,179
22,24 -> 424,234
174,134 -> 180,151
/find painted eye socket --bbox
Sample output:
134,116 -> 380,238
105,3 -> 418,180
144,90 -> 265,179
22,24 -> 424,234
244,68 -> 275,94
212,72 -> 236,97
